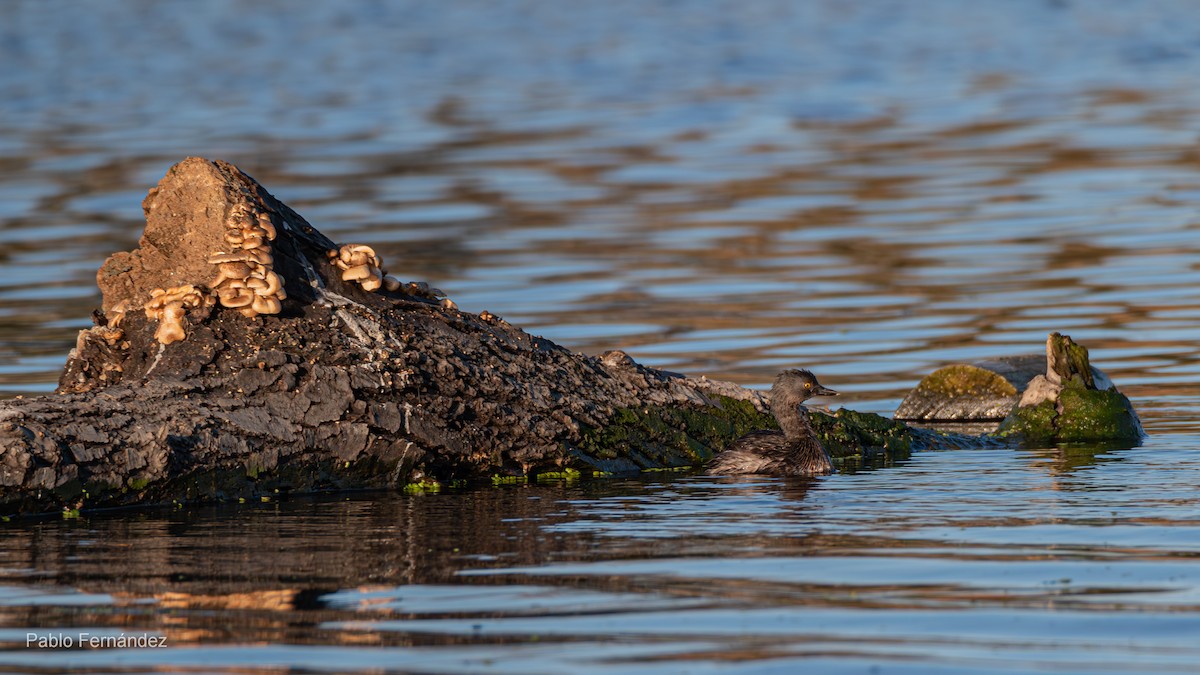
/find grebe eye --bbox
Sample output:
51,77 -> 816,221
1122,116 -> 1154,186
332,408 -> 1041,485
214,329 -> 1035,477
804,383 -> 811,389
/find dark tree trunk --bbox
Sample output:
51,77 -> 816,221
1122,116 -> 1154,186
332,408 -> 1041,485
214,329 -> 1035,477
0,158 -> 789,515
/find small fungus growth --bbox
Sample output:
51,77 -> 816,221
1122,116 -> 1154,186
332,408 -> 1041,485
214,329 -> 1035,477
143,285 -> 214,344
99,300 -> 130,345
330,244 -> 385,292
329,244 -> 451,306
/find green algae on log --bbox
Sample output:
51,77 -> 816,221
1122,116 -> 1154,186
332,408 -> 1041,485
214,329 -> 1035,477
0,158 -> 1142,517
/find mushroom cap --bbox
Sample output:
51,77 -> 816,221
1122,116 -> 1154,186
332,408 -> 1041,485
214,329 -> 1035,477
360,269 -> 383,292
208,249 -> 272,266
339,244 -> 381,269
154,321 -> 187,345
229,213 -> 255,230
179,291 -> 209,309
240,234 -> 265,250
247,271 -> 283,298
107,300 -> 130,328
217,285 -> 255,308
145,284 -> 205,312
383,275 -> 401,292
99,326 -> 124,345
341,264 -> 374,282
208,251 -> 252,264
218,261 -> 254,278
252,295 -> 282,315
256,214 -> 278,240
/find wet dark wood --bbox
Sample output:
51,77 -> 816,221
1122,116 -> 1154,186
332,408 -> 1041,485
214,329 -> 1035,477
0,158 -> 769,515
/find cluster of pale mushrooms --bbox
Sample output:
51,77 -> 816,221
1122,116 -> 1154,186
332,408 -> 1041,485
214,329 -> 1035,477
207,202 -> 287,317
137,202 -> 287,345
97,300 -> 130,346
329,244 -> 389,292
134,204 -> 453,345
328,244 -> 455,309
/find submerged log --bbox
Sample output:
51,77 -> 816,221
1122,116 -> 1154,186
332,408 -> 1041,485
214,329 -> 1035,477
0,158 -> 1139,516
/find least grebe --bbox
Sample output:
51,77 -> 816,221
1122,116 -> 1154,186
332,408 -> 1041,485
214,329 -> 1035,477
707,369 -> 839,476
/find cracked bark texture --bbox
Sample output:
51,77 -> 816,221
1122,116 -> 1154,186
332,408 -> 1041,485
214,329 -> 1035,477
0,157 -> 775,515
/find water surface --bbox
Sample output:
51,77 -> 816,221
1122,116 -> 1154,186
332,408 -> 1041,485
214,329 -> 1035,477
2,0 -> 1200,671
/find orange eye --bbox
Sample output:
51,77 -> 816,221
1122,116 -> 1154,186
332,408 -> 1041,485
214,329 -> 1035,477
804,383 -> 811,389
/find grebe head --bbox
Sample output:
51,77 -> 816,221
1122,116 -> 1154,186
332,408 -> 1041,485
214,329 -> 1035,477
772,369 -> 839,402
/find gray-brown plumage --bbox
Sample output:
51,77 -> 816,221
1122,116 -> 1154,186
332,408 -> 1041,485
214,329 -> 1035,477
707,369 -> 838,476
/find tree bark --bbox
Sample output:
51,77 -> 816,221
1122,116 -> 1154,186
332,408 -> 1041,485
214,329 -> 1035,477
0,158 -> 791,515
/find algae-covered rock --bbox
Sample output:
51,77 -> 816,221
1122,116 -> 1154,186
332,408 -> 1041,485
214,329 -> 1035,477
997,333 -> 1143,443
895,360 -> 1030,422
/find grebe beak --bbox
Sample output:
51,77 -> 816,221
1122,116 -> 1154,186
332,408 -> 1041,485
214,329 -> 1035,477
812,384 -> 839,397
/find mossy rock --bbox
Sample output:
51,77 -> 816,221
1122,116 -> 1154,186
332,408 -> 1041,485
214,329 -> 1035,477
895,359 -> 1036,422
998,376 -> 1143,443
999,398 -> 1058,441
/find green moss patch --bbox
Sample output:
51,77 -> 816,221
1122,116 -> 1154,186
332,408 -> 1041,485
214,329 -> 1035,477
574,398 -> 974,473
1056,380 -> 1143,442
811,409 -> 916,465
535,468 -> 582,483
403,479 -> 442,493
998,399 -> 1058,441
915,365 -> 1018,399
576,396 -> 774,471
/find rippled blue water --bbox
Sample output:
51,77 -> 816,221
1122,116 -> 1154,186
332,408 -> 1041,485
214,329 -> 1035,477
2,0 -> 1200,672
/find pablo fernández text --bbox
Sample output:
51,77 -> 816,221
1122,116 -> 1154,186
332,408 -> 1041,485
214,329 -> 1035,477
27,632 -> 167,649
